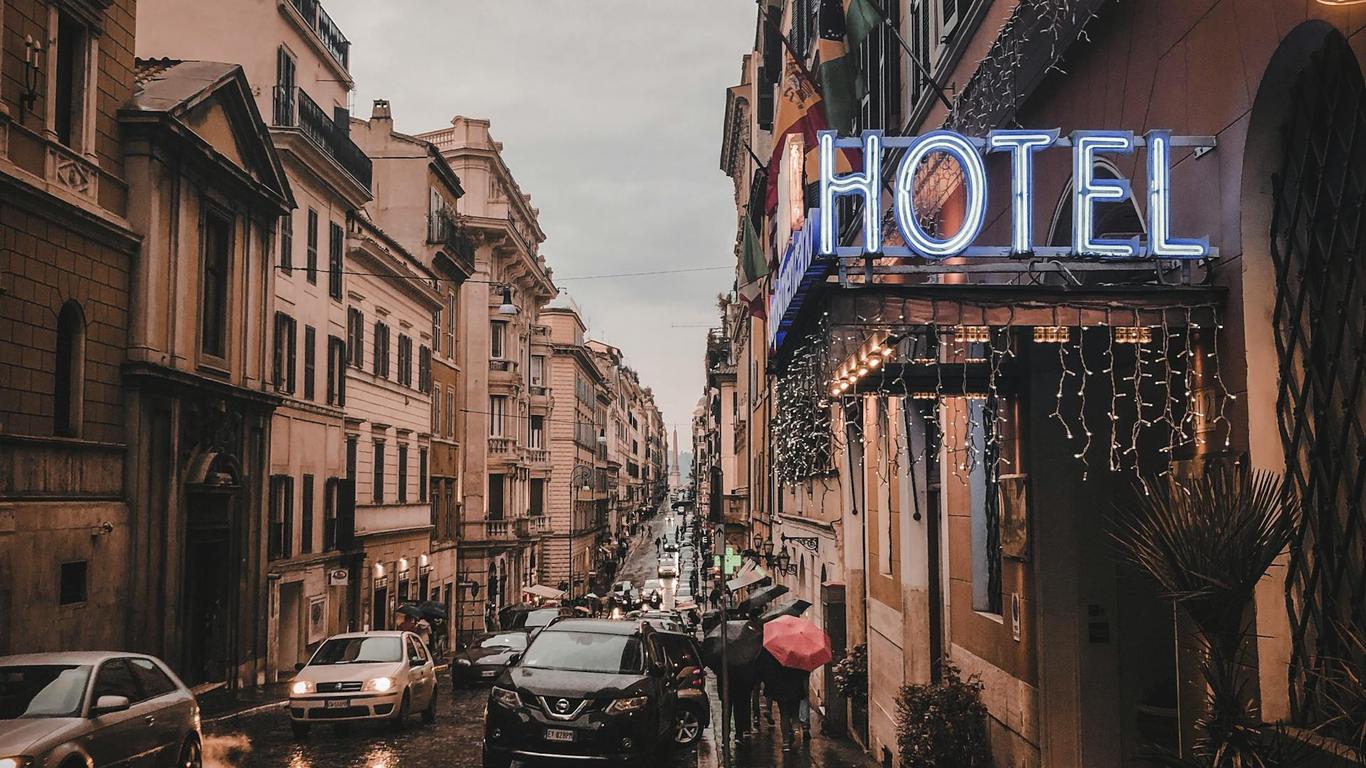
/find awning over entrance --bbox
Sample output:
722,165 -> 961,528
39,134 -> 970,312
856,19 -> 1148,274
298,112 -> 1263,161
727,563 -> 768,593
523,584 -> 565,600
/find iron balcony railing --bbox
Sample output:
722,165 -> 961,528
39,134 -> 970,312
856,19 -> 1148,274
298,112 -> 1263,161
427,209 -> 475,261
289,0 -> 351,71
272,85 -> 372,190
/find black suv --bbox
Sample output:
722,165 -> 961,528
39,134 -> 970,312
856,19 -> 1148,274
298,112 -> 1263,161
482,619 -> 680,767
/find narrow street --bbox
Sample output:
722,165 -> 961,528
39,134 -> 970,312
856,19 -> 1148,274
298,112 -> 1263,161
203,510 -> 870,768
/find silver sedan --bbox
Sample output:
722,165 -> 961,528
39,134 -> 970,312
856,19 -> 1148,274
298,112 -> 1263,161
0,651 -> 201,767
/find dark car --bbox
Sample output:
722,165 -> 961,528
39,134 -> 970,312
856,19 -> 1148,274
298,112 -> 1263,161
653,630 -> 709,747
505,607 -> 574,632
451,631 -> 530,688
482,619 -> 680,767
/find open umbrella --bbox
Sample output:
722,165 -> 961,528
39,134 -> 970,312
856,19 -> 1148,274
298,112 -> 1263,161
702,620 -> 764,670
701,609 -> 725,634
762,615 -> 832,672
759,598 -> 812,623
417,600 -> 448,621
735,584 -> 789,615
396,603 -> 424,619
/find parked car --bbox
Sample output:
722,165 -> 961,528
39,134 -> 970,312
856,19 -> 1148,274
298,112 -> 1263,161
482,619 -> 681,767
288,631 -> 437,738
636,611 -> 685,634
0,651 -> 202,768
451,631 -> 531,688
653,630 -> 710,747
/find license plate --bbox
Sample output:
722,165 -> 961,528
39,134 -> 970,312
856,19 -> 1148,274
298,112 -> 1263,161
481,669 -> 497,677
545,728 -> 575,743
325,699 -> 350,709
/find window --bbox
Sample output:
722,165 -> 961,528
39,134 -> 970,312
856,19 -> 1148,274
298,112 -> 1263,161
419,448 -> 428,503
373,321 -> 391,378
54,301 -> 85,438
323,478 -> 338,551
301,474 -> 314,555
329,222 -> 344,300
433,384 -> 443,436
398,444 -> 409,504
327,335 -> 346,406
490,321 -> 506,359
489,396 -> 507,437
446,390 -> 455,436
269,475 -> 294,560
53,11 -> 89,149
305,208 -> 318,283
530,478 -> 545,517
92,660 -> 139,703
273,313 -> 297,393
398,334 -> 412,387
303,325 -> 316,400
418,345 -> 431,393
274,46 -> 296,125
346,437 -> 357,483
968,399 -> 1002,615
347,308 -> 364,369
857,0 -> 901,132
59,561 -> 87,605
372,441 -> 385,503
279,213 -> 293,273
488,474 -> 506,519
530,355 -> 545,387
201,208 -> 233,359
432,308 -> 442,356
127,658 -> 177,699
530,415 -> 544,449
445,293 -> 457,358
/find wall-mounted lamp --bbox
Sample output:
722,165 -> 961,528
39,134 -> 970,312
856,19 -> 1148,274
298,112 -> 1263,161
497,285 -> 519,316
22,35 -> 42,113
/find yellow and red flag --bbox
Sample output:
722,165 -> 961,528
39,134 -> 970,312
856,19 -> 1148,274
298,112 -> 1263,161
764,50 -> 857,217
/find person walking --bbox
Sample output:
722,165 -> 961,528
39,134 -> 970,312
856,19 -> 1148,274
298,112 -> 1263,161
758,648 -> 811,751
722,662 -> 756,743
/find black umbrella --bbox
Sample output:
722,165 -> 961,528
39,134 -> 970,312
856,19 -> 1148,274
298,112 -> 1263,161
735,584 -> 789,615
417,600 -> 448,621
759,598 -> 812,623
396,603 -> 424,619
701,609 -> 725,634
701,620 -> 763,670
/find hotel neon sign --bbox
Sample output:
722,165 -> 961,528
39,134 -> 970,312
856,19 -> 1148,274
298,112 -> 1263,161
769,129 -> 1216,352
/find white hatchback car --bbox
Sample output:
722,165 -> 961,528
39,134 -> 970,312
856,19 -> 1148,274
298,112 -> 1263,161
0,651 -> 202,768
288,631 -> 437,738
657,558 -> 679,578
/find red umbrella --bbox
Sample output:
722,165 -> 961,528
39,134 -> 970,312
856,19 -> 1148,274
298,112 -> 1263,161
762,615 -> 832,672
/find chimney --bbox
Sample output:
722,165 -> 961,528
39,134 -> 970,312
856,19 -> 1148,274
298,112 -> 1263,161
371,99 -> 392,122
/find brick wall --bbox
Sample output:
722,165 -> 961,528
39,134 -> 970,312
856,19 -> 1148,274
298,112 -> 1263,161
0,204 -> 129,443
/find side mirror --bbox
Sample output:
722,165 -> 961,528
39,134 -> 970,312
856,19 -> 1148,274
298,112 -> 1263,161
507,652 -> 522,666
294,662 -> 306,672
91,695 -> 131,716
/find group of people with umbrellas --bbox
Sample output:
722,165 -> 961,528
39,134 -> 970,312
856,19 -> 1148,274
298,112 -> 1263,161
700,584 -> 832,751
395,600 -> 448,656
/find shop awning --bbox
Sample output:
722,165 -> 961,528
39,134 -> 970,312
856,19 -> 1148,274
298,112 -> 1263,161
727,563 -> 768,593
523,584 -> 565,600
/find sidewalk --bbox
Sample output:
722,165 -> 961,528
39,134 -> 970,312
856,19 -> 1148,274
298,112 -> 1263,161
698,677 -> 876,768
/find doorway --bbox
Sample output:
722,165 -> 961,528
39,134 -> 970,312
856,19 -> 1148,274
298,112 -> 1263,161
372,585 -> 388,631
183,492 -> 234,687
278,582 -> 303,680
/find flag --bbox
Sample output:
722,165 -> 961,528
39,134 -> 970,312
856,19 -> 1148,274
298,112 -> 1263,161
764,50 -> 832,215
737,204 -> 768,319
846,0 -> 883,50
817,0 -> 857,134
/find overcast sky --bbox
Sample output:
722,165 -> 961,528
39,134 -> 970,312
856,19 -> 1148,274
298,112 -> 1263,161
325,0 -> 755,438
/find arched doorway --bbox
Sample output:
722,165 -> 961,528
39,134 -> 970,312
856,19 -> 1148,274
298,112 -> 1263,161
182,450 -> 243,687
1257,26 -> 1366,733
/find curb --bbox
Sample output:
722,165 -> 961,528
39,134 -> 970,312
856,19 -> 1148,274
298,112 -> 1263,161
204,664 -> 452,725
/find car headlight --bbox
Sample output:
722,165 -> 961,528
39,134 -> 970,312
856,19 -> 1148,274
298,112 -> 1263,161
290,680 -> 315,695
605,696 -> 649,714
363,677 -> 396,693
0,758 -> 34,768
456,658 -> 472,666
490,686 -> 523,710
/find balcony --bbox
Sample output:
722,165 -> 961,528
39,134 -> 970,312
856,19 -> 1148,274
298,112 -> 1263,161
489,436 -> 516,455
288,0 -> 351,71
461,517 -> 523,543
526,447 -> 550,464
272,85 -> 372,190
354,503 -> 430,537
427,209 -> 476,262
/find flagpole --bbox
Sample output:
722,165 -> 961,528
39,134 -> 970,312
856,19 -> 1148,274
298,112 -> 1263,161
865,0 -> 955,112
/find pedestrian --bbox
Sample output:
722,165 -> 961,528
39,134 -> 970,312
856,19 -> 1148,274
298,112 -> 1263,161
397,611 -> 419,634
708,584 -> 722,610
722,663 -> 756,742
758,649 -> 811,751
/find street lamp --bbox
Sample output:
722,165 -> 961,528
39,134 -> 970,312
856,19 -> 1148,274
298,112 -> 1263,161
497,285 -> 519,316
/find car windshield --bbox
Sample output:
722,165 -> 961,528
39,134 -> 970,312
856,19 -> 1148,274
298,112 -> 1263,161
0,665 -> 91,719
309,637 -> 403,665
524,609 -> 561,628
520,631 -> 644,674
479,633 -> 528,651
643,580 -> 661,591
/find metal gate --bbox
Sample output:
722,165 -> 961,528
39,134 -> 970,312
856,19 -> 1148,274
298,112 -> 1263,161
1270,32 -> 1366,730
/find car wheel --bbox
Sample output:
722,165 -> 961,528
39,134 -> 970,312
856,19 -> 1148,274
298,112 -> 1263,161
391,691 -> 411,731
422,685 -> 438,724
481,747 -> 511,768
178,735 -> 203,768
290,721 -> 311,740
673,705 -> 702,747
